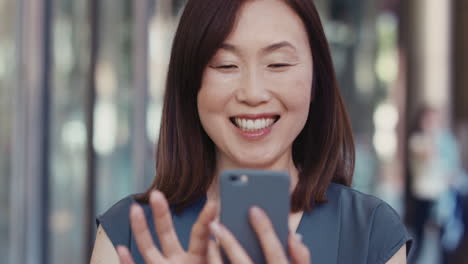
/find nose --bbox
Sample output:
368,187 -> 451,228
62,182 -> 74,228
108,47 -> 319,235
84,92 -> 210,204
235,71 -> 271,106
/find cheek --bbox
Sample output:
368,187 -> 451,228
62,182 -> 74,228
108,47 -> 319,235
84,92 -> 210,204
272,69 -> 312,112
198,70 -> 232,113
291,78 -> 312,110
197,70 -> 238,131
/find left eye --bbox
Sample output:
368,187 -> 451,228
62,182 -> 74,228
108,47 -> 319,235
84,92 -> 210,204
268,63 -> 291,68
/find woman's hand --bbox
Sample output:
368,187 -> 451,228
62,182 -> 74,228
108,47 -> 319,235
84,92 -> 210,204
207,206 -> 311,264
117,190 -> 218,264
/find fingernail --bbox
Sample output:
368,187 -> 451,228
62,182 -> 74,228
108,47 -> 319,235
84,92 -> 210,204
150,190 -> 162,203
130,204 -> 143,219
116,245 -> 126,253
250,206 -> 263,219
209,221 -> 221,236
294,233 -> 303,242
130,204 -> 139,214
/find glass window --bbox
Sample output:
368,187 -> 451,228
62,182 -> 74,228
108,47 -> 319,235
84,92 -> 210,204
317,0 -> 403,211
50,1 -> 88,263
95,0 -> 134,214
0,0 -> 17,262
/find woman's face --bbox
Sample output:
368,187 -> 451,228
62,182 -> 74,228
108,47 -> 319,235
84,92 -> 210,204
197,0 -> 313,169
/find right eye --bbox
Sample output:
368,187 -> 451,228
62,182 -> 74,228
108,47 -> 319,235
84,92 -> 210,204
214,64 -> 237,69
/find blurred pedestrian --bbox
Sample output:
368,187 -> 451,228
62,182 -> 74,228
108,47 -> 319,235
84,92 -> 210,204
409,106 -> 462,262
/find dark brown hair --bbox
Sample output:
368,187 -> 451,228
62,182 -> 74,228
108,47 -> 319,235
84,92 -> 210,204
138,0 -> 355,212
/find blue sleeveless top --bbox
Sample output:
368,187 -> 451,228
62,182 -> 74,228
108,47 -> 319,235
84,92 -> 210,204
97,183 -> 413,263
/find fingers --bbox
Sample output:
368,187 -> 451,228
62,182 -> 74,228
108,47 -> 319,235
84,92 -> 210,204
209,221 -> 253,264
188,200 -> 219,256
150,191 -> 184,257
207,239 -> 223,264
130,204 -> 165,263
288,233 -> 311,264
116,246 -> 136,264
249,207 -> 289,264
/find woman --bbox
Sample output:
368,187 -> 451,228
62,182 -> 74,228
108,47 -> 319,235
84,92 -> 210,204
91,0 -> 413,263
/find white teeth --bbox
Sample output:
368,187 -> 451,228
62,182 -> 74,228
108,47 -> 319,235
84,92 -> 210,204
233,117 -> 277,131
247,119 -> 254,130
266,119 -> 273,127
259,119 -> 264,128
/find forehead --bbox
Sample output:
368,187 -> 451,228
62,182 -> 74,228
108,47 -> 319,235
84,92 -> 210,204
224,0 -> 309,49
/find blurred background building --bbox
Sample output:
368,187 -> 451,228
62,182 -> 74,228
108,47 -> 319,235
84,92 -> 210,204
0,0 -> 467,263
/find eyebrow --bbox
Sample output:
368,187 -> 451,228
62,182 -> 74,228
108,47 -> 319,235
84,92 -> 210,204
219,41 -> 297,55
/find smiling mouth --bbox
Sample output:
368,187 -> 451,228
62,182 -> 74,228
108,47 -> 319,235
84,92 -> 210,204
229,115 -> 280,132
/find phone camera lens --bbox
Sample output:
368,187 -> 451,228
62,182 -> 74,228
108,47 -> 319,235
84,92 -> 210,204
229,175 -> 239,181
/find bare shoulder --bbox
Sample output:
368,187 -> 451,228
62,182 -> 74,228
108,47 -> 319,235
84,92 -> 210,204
385,244 -> 406,264
90,225 -> 120,264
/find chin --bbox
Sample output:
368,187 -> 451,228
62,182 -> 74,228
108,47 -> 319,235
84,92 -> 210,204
234,156 -> 279,170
